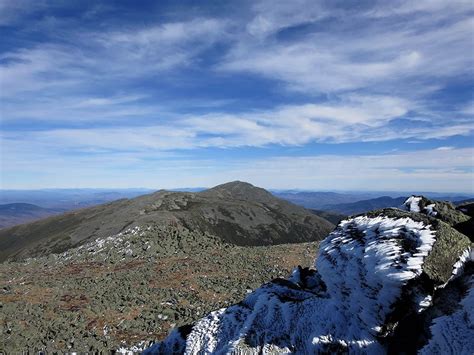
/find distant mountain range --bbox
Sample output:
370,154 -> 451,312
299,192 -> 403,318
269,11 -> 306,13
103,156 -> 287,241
276,193 -> 474,216
0,203 -> 65,229
321,196 -> 408,215
273,191 -> 374,209
0,188 -> 154,209
456,198 -> 474,206
1,188 -> 471,230
3,188 -> 470,211
310,209 -> 347,224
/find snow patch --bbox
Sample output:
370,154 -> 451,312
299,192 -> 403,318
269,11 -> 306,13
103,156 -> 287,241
446,248 -> 473,284
316,216 -> 436,340
416,295 -> 433,313
403,197 -> 440,217
59,226 -> 146,261
116,340 -> 149,354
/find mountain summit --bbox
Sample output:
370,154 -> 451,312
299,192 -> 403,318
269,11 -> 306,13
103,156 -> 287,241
201,181 -> 276,203
0,182 -> 334,261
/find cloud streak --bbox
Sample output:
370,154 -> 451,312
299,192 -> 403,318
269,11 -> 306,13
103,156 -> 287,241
0,17 -> 229,97
221,3 -> 473,95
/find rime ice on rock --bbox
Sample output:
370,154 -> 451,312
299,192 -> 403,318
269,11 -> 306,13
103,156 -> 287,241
403,196 -> 422,213
424,204 -> 437,216
145,211 -> 468,354
402,196 -> 439,217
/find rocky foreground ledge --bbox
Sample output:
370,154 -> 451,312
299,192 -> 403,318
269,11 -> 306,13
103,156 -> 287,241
145,197 -> 473,354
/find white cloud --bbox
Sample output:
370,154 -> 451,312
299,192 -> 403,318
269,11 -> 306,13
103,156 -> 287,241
183,95 -> 418,146
1,94 -> 471,157
89,18 -> 228,75
2,2 -> 472,141
246,0 -> 328,38
366,0 -> 473,17
1,94 -> 164,123
2,145 -> 473,192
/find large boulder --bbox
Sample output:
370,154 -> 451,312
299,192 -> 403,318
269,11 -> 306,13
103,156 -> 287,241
145,201 -> 472,354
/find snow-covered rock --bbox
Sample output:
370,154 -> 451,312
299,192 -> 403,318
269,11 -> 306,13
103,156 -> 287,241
404,196 -> 423,213
402,196 -> 472,241
402,195 -> 438,216
145,207 -> 472,354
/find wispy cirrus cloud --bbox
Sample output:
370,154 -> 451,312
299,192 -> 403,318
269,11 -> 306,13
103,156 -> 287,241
366,0 -> 473,18
245,0 -> 329,38
0,0 -> 44,25
1,94 -> 470,159
227,148 -> 474,192
0,17 -> 229,97
220,2 -> 473,94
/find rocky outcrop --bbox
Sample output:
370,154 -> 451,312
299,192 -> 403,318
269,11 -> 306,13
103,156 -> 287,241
147,197 -> 473,354
402,195 -> 473,240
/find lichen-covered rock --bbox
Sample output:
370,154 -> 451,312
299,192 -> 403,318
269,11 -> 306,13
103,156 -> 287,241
146,205 -> 473,354
0,224 -> 319,353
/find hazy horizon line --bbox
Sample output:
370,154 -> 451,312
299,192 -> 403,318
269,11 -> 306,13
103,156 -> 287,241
1,186 -> 473,196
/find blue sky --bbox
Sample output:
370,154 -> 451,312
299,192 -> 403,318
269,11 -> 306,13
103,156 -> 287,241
0,0 -> 473,192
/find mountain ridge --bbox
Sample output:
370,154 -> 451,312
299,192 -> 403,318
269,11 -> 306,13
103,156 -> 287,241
0,203 -> 65,229
0,181 -> 334,262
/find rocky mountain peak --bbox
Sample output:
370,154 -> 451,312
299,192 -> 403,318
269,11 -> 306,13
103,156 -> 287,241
0,181 -> 334,261
199,181 -> 275,203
